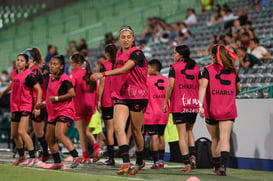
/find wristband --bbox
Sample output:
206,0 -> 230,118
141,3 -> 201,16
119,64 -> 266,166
102,72 -> 106,77
199,103 -> 203,107
55,96 -> 59,102
42,101 -> 46,105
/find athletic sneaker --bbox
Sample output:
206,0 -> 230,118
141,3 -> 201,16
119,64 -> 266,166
48,163 -> 64,169
150,162 -> 160,169
127,161 -> 145,175
190,155 -> 197,169
158,160 -> 164,168
26,158 -> 38,167
215,165 -> 226,176
39,155 -> 50,163
116,163 -> 134,175
81,157 -> 91,164
13,155 -> 27,166
181,164 -> 191,172
71,157 -> 82,168
93,149 -> 104,163
103,159 -> 115,166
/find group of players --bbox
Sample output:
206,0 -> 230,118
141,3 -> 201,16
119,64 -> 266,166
0,25 -> 240,176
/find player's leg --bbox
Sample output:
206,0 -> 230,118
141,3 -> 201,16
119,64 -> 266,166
11,114 -> 25,165
206,119 -> 220,173
55,118 -> 81,168
158,124 -> 166,168
218,120 -> 234,176
75,119 -> 90,163
32,111 -> 49,162
103,117 -> 115,165
46,123 -> 63,169
186,114 -> 197,169
19,114 -> 37,166
114,103 -> 132,175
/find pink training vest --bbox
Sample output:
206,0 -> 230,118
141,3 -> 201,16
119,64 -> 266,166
70,67 -> 97,117
169,61 -> 200,113
204,63 -> 238,120
46,73 -> 75,122
101,60 -> 114,108
111,46 -> 148,100
143,75 -> 169,125
10,69 -> 33,112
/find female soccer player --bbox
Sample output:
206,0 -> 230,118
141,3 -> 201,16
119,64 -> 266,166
24,48 -> 49,163
163,45 -> 200,172
199,44 -> 241,176
91,25 -> 148,175
1,53 -> 42,167
70,53 -> 103,164
97,44 -> 117,166
36,55 -> 81,169
143,59 -> 169,169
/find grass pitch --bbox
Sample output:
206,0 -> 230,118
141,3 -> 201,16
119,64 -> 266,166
0,152 -> 273,181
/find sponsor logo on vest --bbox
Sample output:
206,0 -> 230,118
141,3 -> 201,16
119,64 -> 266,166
179,84 -> 197,89
182,93 -> 199,107
212,89 -> 234,95
153,94 -> 165,98
215,69 -> 231,85
181,65 -> 195,80
154,79 -> 165,90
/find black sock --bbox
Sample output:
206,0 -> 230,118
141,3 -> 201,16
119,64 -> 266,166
28,150 -> 35,158
213,157 -> 221,170
189,146 -> 196,157
38,136 -> 49,156
151,151 -> 159,163
136,151 -> 143,165
221,151 -> 229,167
159,149 -> 165,160
17,148 -> 24,157
52,152 -> 61,164
181,154 -> 190,165
70,149 -> 79,158
107,145 -> 114,160
119,145 -> 130,163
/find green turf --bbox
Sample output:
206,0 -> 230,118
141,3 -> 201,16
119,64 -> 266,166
1,163 -> 273,181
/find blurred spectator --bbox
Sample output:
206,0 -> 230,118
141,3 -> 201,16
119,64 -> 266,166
176,31 -> 193,48
248,38 -> 272,61
139,39 -> 152,60
231,19 -> 242,37
200,0 -> 214,12
237,9 -> 248,26
237,47 -> 262,68
0,70 -> 9,84
207,10 -> 223,25
113,38 -> 119,48
96,55 -> 106,72
105,32 -> 115,45
142,17 -> 156,42
224,33 -> 237,49
222,7 -> 236,21
214,4 -> 221,11
241,32 -> 251,48
249,0 -> 271,10
77,38 -> 88,52
69,40 -> 78,53
184,8 -> 197,25
45,45 -> 58,65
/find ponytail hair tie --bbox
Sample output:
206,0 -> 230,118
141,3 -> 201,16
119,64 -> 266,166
216,45 -> 237,66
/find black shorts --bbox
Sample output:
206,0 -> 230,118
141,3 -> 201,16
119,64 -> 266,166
31,108 -> 48,123
101,107 -> 113,120
114,99 -> 148,112
205,119 -> 235,125
48,115 -> 73,126
11,111 -> 31,122
172,113 -> 197,125
144,124 -> 166,136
